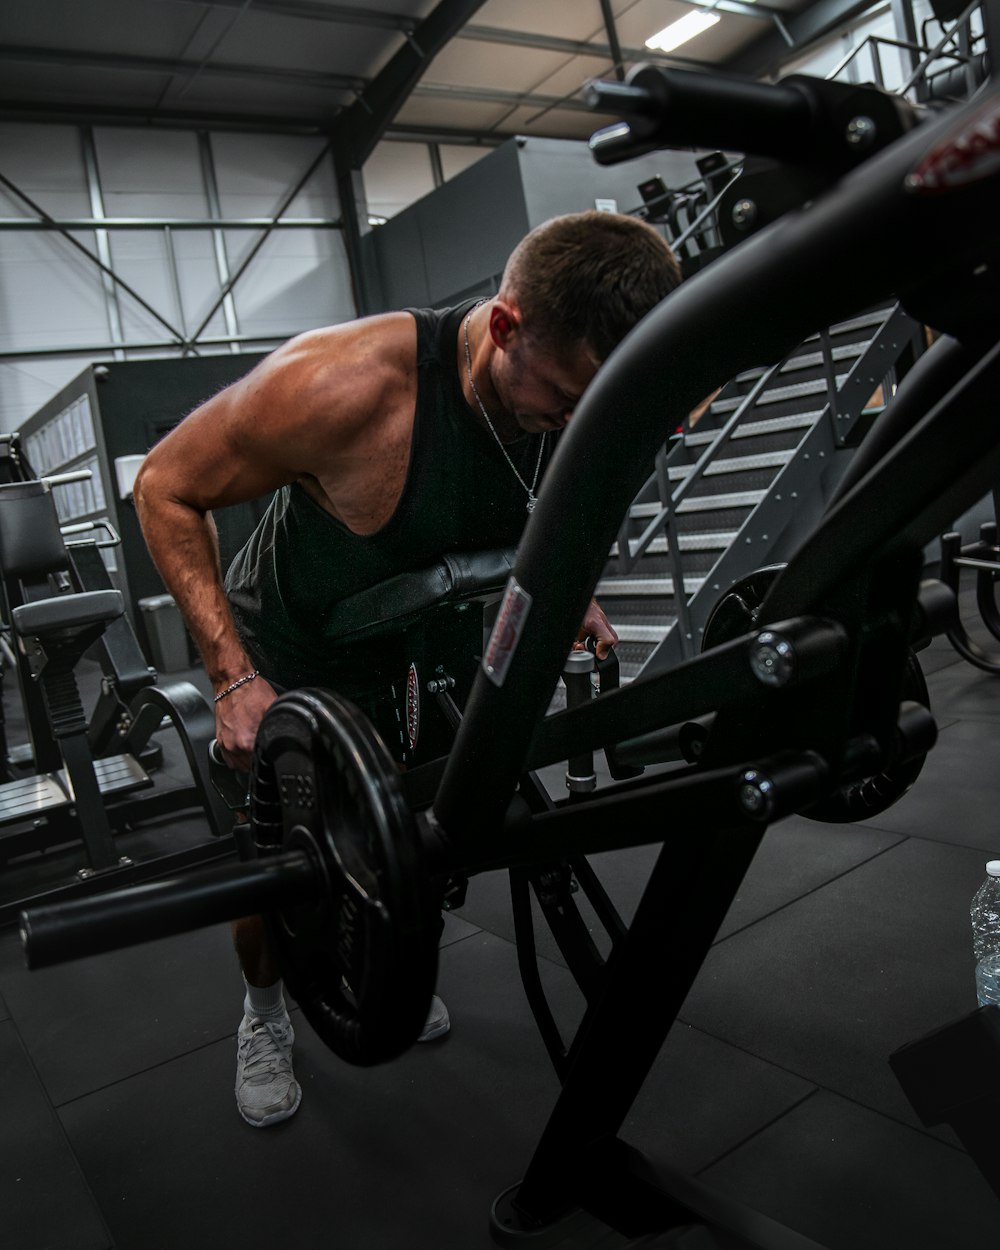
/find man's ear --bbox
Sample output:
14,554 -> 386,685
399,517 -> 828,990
489,301 -> 519,350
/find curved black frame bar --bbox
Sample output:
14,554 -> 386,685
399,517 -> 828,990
434,84 -> 1000,842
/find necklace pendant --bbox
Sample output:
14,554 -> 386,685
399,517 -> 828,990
526,492 -> 537,514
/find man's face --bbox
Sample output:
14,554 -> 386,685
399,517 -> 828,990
489,332 -> 599,437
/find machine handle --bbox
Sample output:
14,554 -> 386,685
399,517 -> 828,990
587,65 -> 815,165
61,518 -> 122,549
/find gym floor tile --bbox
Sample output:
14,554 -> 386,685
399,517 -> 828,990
0,921 -> 241,1107
0,1020 -> 111,1250
697,1090 -> 997,1250
57,932 -> 578,1250
914,641 -> 964,677
679,836 -> 986,1126
625,1021 -> 816,1177
715,817 -> 905,940
441,906 -> 481,946
859,717 -> 1000,849
924,661 -> 1000,721
453,820 -> 904,969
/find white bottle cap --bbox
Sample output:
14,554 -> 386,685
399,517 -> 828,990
988,861 -> 1000,876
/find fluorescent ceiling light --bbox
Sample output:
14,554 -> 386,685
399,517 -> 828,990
645,11 -> 721,52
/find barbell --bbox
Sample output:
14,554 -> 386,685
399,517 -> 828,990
21,688 -> 443,1066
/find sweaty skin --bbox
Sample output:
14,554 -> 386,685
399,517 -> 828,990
134,298 -> 617,771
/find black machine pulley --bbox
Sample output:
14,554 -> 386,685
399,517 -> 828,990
702,566 -> 931,823
20,687 -> 443,1068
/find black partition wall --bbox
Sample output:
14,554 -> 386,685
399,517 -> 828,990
16,354 -> 270,663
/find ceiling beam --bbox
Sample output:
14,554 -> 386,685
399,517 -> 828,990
334,0 -> 490,167
0,98 -> 329,133
0,44 -> 365,92
723,0 -> 882,77
411,82 -> 594,114
153,0 -> 418,32
598,0 -> 626,80
155,0 -> 782,36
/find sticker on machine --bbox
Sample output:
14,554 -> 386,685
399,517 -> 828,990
406,661 -> 420,752
483,577 -> 532,687
905,92 -> 1000,193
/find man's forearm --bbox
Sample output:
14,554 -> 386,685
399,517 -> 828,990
136,494 -> 252,686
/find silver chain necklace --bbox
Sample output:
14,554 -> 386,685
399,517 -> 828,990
463,303 -> 546,514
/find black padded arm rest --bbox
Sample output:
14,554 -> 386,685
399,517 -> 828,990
324,548 -> 517,646
12,590 -> 124,637
0,481 -> 67,577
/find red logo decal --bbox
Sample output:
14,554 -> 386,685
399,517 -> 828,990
406,662 -> 420,752
907,93 -> 1000,193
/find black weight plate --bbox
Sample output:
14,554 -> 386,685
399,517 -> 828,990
702,566 -> 931,824
702,564 -> 785,653
251,688 -> 440,1066
802,649 -> 930,824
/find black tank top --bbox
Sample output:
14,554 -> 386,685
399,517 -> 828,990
224,302 -> 553,689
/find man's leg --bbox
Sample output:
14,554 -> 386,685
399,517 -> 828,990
232,915 -> 301,1128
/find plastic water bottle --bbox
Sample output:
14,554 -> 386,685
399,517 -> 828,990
971,860 -> 1000,1007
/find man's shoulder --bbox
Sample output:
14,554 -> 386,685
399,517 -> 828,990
265,312 -> 418,414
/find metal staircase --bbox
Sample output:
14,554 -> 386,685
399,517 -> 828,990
595,0 -> 989,683
597,303 -> 926,678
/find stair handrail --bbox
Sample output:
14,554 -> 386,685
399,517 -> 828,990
822,0 -> 982,96
640,302 -> 922,672
624,346 -> 800,571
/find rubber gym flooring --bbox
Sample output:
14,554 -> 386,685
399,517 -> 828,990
1,586 -> 999,1250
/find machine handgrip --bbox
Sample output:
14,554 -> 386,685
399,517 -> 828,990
19,850 -> 318,969
587,65 -> 816,165
582,78 -> 661,118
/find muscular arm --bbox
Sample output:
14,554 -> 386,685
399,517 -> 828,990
134,315 -> 414,764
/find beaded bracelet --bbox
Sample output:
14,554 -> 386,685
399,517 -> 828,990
213,670 -> 260,703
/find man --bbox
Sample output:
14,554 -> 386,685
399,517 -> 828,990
134,210 -> 681,1128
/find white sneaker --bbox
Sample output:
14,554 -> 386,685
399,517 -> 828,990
235,1015 -> 302,1128
418,994 -> 450,1042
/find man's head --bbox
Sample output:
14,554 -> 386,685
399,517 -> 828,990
498,210 -> 681,363
484,211 -> 680,436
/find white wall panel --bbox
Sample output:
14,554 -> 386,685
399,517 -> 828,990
210,133 -> 340,217
231,228 -> 355,338
94,127 -> 208,219
0,357 -> 110,433
0,123 -> 91,218
363,141 -> 436,220
0,231 -> 109,348
439,145 -> 491,182
106,229 -> 186,343
0,121 -> 355,431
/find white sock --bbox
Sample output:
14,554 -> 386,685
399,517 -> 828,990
243,977 -> 287,1022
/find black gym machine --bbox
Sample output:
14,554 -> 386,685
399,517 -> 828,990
0,436 -> 231,921
14,65 -> 1000,1247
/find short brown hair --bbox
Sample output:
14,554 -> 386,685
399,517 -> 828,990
500,211 -> 681,362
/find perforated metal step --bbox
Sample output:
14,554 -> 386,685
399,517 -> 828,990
712,374 -> 848,413
609,531 -> 737,558
732,340 -> 868,386
667,449 -> 793,481
629,490 -> 765,518
596,575 -> 704,597
686,412 -> 818,447
608,622 -> 672,644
